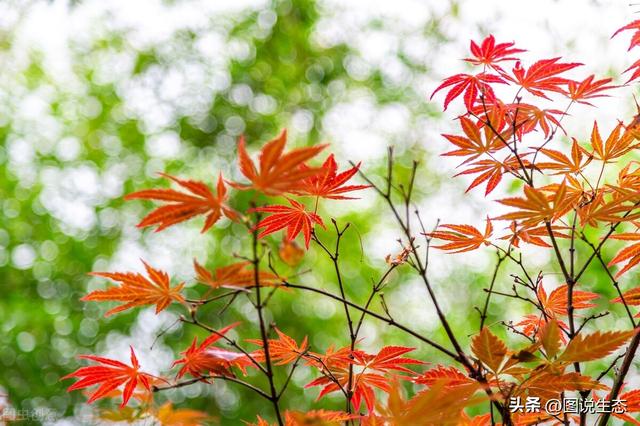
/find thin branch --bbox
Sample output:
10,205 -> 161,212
251,222 -> 284,426
282,281 -> 460,361
153,375 -> 270,400
479,251 -> 507,330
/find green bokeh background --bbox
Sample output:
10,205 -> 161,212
0,0 -> 636,424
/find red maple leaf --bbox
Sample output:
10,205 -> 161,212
306,369 -> 389,413
353,346 -> 424,374
431,72 -> 506,111
231,129 -> 326,195
613,20 -> 640,51
455,155 -> 529,195
125,173 -> 237,232
507,58 -> 582,98
464,35 -> 525,70
296,154 -> 370,199
306,346 -> 422,413
508,103 -> 565,138
499,221 -> 569,248
63,347 -> 156,407
306,345 -> 354,370
567,75 -> 616,105
84,260 -> 185,316
250,198 -> 325,248
622,59 -> 640,84
173,323 -> 252,379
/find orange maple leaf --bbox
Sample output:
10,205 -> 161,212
496,183 -> 571,228
500,221 -> 569,248
193,259 -> 279,289
84,260 -> 185,316
306,369 -> 390,413
251,198 -> 325,248
516,314 -> 568,342
509,103 -> 565,138
426,219 -> 492,253
232,129 -> 327,195
125,173 -> 238,232
247,328 -> 308,365
352,346 -> 425,374
537,138 -> 592,174
471,328 -> 507,372
279,239 -> 305,266
517,371 -> 607,400
608,233 -> 640,278
455,156 -> 528,195
441,116 -> 505,162
63,347 -> 155,407
413,365 -> 474,388
576,190 -> 640,227
250,410 -> 356,426
612,286 -> 640,315
590,121 -> 639,163
538,284 -> 598,317
285,410 -> 357,425
612,389 -> 640,424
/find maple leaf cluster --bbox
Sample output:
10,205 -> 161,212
60,15 -> 640,426
125,130 -> 368,248
419,18 -> 640,426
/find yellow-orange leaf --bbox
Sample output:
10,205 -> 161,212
591,121 -> 639,163
471,328 -> 507,372
558,329 -> 637,362
540,318 -> 561,358
518,371 -> 607,400
156,402 -> 210,426
279,239 -> 305,266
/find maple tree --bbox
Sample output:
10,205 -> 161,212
58,14 -> 640,426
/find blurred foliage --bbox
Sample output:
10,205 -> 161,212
0,0 -> 448,423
